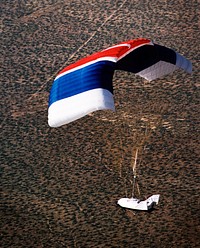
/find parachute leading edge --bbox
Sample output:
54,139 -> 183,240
48,38 -> 192,127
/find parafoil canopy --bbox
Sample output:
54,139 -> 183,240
48,38 -> 192,127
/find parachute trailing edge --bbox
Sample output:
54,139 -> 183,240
48,38 -> 192,127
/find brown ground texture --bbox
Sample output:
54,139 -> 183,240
1,0 -> 199,247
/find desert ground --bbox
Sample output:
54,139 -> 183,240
1,0 -> 199,247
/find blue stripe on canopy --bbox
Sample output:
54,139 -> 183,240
49,60 -> 115,107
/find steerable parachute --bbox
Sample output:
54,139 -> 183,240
48,38 -> 192,127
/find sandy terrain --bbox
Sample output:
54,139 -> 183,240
1,0 -> 199,247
